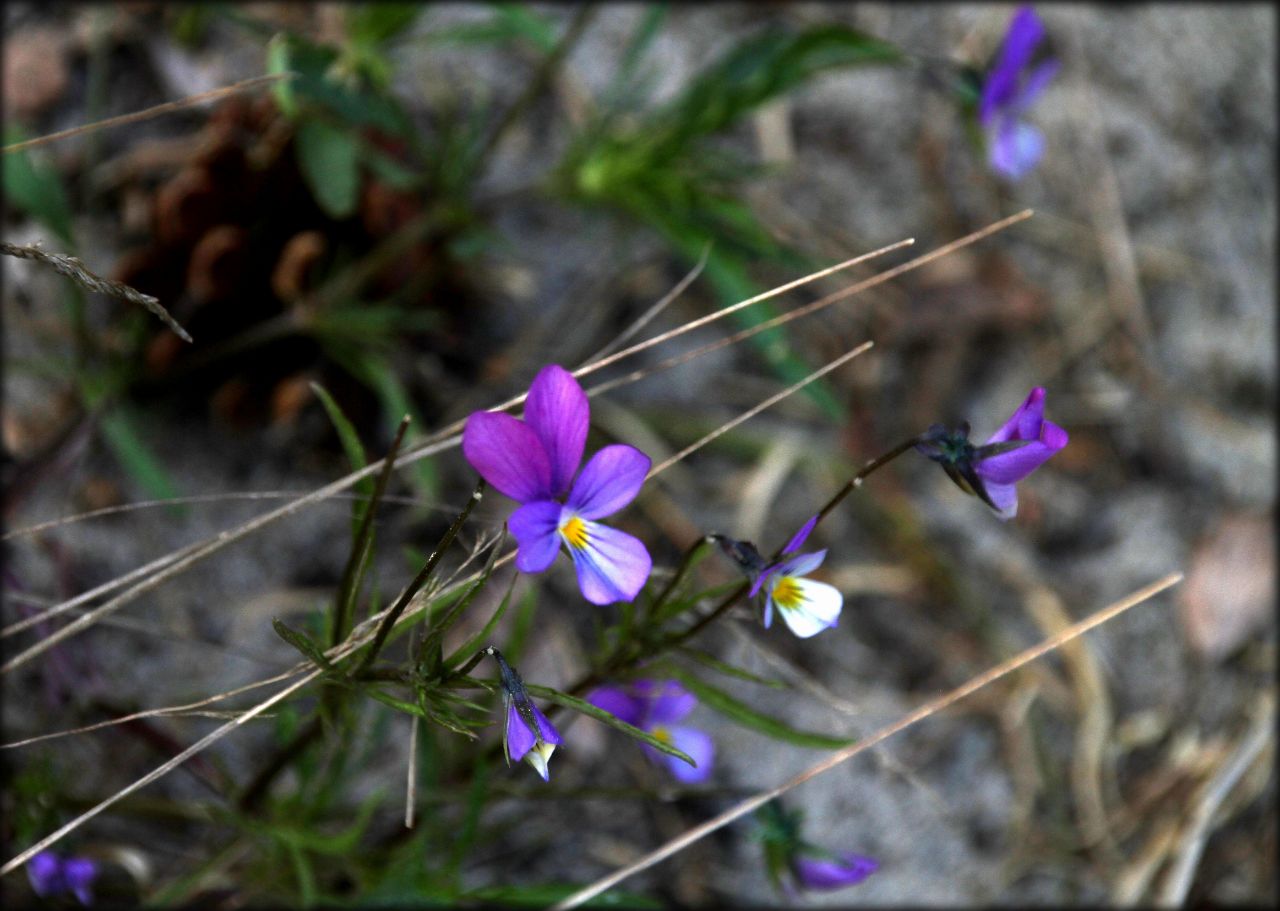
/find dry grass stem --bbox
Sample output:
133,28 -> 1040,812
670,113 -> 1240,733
2,240 -> 191,341
550,572 -> 1183,911
1,73 -> 291,155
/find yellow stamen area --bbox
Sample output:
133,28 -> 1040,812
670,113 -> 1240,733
771,576 -> 807,611
560,515 -> 589,550
651,725 -> 672,745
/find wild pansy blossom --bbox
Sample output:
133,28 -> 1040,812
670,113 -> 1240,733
756,801 -> 877,896
915,386 -> 1067,520
979,5 -> 1058,180
485,646 -> 562,781
27,851 -> 98,905
587,679 -> 713,783
463,364 -> 652,605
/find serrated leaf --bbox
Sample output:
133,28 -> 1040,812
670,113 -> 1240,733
524,685 -> 696,769
296,119 -> 360,219
667,668 -> 854,750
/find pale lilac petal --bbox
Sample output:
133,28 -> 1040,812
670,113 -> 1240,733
749,566 -> 778,599
529,702 -> 562,745
569,522 -> 652,605
506,700 -> 535,762
762,596 -> 775,629
1016,58 -> 1059,112
645,681 -> 696,725
985,387 -> 1047,444
990,119 -> 1044,180
794,853 -> 878,890
776,549 -> 828,579
508,500 -> 563,573
523,365 -> 589,498
781,515 -> 819,555
462,411 -> 552,503
566,445 -> 650,519
587,686 -> 646,727
982,480 -> 1019,520
653,725 -> 714,784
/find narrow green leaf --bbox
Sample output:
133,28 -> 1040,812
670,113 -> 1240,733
272,618 -> 337,672
2,128 -> 74,244
347,3 -> 423,48
98,408 -> 182,503
674,646 -> 786,689
422,532 -> 505,662
295,119 -> 360,219
309,382 -> 372,506
364,689 -> 480,740
667,668 -> 854,749
443,570 -> 517,670
525,685 -> 696,769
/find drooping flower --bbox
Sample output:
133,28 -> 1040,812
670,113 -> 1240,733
27,851 -> 98,905
485,646 -> 562,781
915,386 -> 1068,520
463,365 -> 652,605
755,800 -> 877,897
746,516 -> 842,638
587,679 -> 713,783
978,5 -> 1058,180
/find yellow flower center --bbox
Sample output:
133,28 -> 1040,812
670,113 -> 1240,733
560,515 -> 589,550
651,725 -> 672,744
771,576 -> 806,611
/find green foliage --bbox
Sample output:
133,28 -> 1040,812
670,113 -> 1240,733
667,667 -> 855,750
525,684 -> 696,769
97,406 -> 183,503
2,129 -> 75,244
295,118 -> 361,219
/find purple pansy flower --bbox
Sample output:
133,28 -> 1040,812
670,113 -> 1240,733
979,5 -> 1058,180
463,365 -> 653,605
588,679 -> 713,783
486,646 -> 563,781
27,851 -> 98,905
916,387 -> 1068,520
748,516 -> 843,638
792,852 -> 879,892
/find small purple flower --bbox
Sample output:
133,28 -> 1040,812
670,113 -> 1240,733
916,387 -> 1068,520
463,365 -> 652,605
588,680 -> 713,783
979,5 -> 1058,180
792,852 -> 879,892
27,851 -> 98,905
748,517 -> 843,638
486,646 -> 562,781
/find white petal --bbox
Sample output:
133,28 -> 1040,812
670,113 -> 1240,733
522,740 -> 557,781
778,578 -> 843,638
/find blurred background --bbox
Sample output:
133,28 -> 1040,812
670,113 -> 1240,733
3,3 -> 1274,906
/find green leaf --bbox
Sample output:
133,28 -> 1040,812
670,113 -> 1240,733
423,532 -> 506,664
347,3 -> 423,48
273,618 -> 337,672
2,128 -> 75,244
524,685 -> 696,769
463,883 -> 662,909
98,408 -> 182,503
364,689 -> 481,740
674,646 -> 786,689
296,119 -> 360,219
666,668 -> 854,750
310,382 -> 371,497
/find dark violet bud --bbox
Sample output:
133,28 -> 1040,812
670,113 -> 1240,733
484,646 -> 562,781
710,533 -> 768,576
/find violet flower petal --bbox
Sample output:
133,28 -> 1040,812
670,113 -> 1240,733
990,118 -> 1045,180
462,411 -> 552,503
530,702 -> 562,745
566,444 -> 651,520
776,548 -> 828,579
653,725 -> 715,784
27,852 -> 61,896
505,699 -> 536,762
781,515 -> 819,556
645,681 -> 697,725
63,858 -> 97,906
587,686 -> 646,728
509,500 -> 564,573
566,521 -> 652,605
975,425 -> 1067,484
981,480 -> 1020,520
995,6 -> 1045,79
985,387 -> 1047,444
1016,58 -> 1061,113
523,364 -> 589,498
793,852 -> 879,890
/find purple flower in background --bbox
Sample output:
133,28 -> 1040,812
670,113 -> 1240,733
463,365 -> 652,605
749,516 -> 843,638
792,852 -> 879,892
916,387 -> 1068,520
27,851 -> 97,905
485,646 -> 562,781
979,5 -> 1058,180
588,680 -> 713,783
